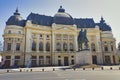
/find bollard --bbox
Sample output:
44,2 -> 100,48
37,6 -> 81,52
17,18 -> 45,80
20,69 -> 22,72
30,69 -> 32,72
92,67 -> 94,70
110,67 -> 112,70
7,70 -> 9,73
83,68 -> 85,70
53,68 -> 55,71
73,68 -> 76,71
26,70 -> 28,72
101,67 -> 103,70
42,69 -> 44,71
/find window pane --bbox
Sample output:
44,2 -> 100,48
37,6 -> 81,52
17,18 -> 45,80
39,42 -> 43,51
46,42 -> 50,51
7,43 -> 11,51
16,43 -> 20,51
56,43 -> 61,51
32,42 -> 36,51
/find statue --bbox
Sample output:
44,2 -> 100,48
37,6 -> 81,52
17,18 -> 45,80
78,29 -> 89,51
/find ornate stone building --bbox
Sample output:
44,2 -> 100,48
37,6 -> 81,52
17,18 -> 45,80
2,6 -> 119,68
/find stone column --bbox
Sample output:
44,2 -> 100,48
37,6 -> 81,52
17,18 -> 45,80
11,55 -> 14,66
67,34 -> 69,51
69,55 -> 71,65
37,55 -> 39,66
52,33 -> 55,52
12,38 -> 15,54
43,34 -> 46,53
74,34 -> 78,51
44,56 -> 46,65
61,34 -> 63,51
96,34 -> 102,52
110,55 -> 113,64
108,42 -> 112,52
36,34 -> 39,52
25,28 -> 31,52
4,39 -> 7,51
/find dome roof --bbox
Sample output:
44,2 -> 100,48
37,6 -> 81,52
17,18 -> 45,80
6,8 -> 25,26
53,6 -> 74,25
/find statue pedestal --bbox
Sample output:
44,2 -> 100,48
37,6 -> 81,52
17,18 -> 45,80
76,50 -> 92,65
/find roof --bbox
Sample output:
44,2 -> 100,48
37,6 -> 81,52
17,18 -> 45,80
27,13 -> 53,26
74,18 -> 95,28
6,7 -> 112,31
6,8 -> 26,27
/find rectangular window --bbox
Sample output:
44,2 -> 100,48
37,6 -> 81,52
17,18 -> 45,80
46,35 -> 50,40
15,56 -> 20,59
7,43 -> 11,51
6,56 -> 11,59
39,34 -> 43,39
16,43 -> 20,51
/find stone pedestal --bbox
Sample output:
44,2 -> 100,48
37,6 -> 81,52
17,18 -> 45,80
76,50 -> 92,65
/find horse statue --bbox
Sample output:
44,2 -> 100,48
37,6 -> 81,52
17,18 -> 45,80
78,29 -> 89,51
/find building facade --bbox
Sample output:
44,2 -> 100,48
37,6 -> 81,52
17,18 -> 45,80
2,6 -> 119,68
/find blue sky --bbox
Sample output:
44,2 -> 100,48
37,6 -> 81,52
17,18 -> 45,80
0,0 -> 120,47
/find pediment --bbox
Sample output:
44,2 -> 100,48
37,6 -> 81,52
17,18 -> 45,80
55,26 -> 76,31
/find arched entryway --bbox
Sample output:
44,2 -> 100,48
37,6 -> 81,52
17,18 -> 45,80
64,57 -> 69,66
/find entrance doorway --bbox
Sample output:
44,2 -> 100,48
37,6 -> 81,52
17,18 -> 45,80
113,56 -> 116,64
92,55 -> 97,64
4,60 -> 11,68
64,57 -> 69,66
105,56 -> 111,64
58,60 -> 61,66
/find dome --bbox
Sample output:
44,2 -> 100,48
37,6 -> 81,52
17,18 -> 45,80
6,8 -> 24,26
53,6 -> 74,25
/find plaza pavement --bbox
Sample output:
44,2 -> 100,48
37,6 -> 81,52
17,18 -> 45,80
0,65 -> 120,73
0,66 -> 120,80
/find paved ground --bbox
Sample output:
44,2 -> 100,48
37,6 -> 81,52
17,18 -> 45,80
0,69 -> 120,80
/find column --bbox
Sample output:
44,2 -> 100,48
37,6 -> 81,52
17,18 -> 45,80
52,33 -> 55,52
44,56 -> 46,65
37,55 -> 39,66
74,34 -> 78,51
4,39 -> 7,51
11,55 -> 14,66
69,55 -> 71,65
12,38 -> 15,54
61,34 -> 63,51
96,34 -> 102,52
36,34 -> 39,52
110,55 -> 113,64
108,42 -> 111,52
43,34 -> 46,53
67,35 -> 69,51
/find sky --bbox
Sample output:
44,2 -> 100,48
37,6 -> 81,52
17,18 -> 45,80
0,0 -> 120,47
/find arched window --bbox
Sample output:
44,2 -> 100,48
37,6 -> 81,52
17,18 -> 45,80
56,43 -> 61,51
16,43 -> 20,51
32,41 -> 36,51
104,46 -> 108,52
39,42 -> 43,51
111,45 -> 113,51
7,43 -> 11,51
8,30 -> 11,34
46,42 -> 50,51
63,42 -> 67,51
70,43 -> 73,51
91,43 -> 96,51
